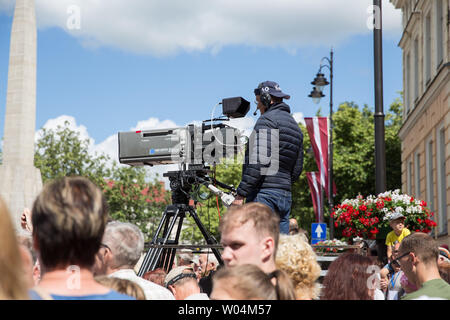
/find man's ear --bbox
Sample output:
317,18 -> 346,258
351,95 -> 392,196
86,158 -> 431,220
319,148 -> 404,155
168,284 -> 176,296
261,236 -> 275,262
411,252 -> 419,266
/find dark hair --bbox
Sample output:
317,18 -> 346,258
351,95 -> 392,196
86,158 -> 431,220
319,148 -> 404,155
321,253 -> 374,300
32,177 -> 109,270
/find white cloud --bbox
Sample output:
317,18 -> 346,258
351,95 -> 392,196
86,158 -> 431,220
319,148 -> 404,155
35,115 -> 93,149
292,112 -> 305,126
1,0 -> 401,56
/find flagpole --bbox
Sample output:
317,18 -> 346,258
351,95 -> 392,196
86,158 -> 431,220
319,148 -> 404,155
308,48 -> 335,239
328,49 -> 334,239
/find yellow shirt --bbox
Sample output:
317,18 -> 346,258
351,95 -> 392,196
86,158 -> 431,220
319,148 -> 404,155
385,228 -> 411,246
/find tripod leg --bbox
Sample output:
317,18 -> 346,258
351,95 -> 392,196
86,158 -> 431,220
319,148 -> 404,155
187,207 -> 224,266
138,206 -> 183,276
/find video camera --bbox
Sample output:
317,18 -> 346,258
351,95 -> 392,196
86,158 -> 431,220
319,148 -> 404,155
118,97 -> 250,167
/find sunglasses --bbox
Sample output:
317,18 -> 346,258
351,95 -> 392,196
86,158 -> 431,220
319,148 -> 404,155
391,251 -> 411,267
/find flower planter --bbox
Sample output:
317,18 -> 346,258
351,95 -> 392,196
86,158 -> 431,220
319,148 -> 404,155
331,190 -> 437,241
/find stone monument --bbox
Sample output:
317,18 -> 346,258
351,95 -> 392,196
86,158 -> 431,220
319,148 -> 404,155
0,0 -> 42,231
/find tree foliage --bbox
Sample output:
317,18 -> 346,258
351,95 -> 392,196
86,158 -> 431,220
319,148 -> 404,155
33,121 -> 169,240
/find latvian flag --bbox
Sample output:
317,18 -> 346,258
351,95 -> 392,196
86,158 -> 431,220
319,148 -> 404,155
306,172 -> 323,223
304,117 -> 336,200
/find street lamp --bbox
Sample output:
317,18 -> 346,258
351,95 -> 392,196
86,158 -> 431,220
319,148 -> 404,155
308,48 -> 334,239
308,87 -> 325,104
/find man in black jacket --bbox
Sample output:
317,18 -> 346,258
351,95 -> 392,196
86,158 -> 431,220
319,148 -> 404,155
232,81 -> 303,234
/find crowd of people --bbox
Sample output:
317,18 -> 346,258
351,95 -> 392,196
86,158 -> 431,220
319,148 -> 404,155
1,176 -> 449,300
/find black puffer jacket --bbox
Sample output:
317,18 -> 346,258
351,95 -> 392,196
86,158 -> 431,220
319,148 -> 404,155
236,102 -> 303,197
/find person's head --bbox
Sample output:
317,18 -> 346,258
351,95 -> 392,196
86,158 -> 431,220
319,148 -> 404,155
438,247 -> 450,269
288,218 -> 299,235
32,176 -> 109,272
389,242 -> 402,272
164,266 -> 200,300
199,252 -> 219,277
211,264 -> 296,300
95,221 -> 144,275
397,232 -> 440,284
142,268 -> 167,287
219,203 -> 279,273
0,197 -> 29,299
275,234 -> 321,300
321,253 -> 375,300
254,81 -> 290,114
389,212 -> 406,235
95,276 -> 145,300
177,250 -> 194,266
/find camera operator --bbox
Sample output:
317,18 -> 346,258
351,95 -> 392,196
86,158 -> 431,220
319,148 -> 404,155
232,81 -> 303,234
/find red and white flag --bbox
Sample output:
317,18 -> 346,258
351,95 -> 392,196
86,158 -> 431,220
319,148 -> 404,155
304,117 -> 336,199
306,172 -> 323,222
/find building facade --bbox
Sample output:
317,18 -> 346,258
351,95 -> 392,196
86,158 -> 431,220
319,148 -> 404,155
390,0 -> 449,245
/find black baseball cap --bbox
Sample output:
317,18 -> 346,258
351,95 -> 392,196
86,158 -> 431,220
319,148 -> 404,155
254,81 -> 290,99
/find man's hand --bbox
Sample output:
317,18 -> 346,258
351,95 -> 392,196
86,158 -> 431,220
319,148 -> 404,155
20,208 -> 33,233
231,195 -> 244,206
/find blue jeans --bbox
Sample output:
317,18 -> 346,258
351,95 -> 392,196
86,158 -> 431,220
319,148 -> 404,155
246,188 -> 292,234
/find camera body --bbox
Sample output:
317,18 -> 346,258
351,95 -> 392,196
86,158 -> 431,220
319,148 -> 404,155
118,97 -> 249,167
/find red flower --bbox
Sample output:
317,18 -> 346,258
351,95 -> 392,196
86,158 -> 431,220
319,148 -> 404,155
370,227 -> 379,234
359,205 -> 367,211
376,201 -> 384,209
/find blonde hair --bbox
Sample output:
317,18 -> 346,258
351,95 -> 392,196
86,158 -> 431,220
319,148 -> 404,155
32,176 -> 109,270
95,276 -> 145,300
275,233 -> 321,300
220,203 -> 280,254
0,197 -> 29,299
212,264 -> 296,300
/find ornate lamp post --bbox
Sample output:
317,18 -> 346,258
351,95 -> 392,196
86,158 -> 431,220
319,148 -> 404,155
308,49 -> 334,239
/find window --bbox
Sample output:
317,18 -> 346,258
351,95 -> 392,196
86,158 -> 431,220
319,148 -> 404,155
405,53 -> 411,113
426,137 -> 435,214
407,158 -> 413,195
437,126 -> 447,235
424,13 -> 432,84
435,0 -> 444,67
414,38 -> 419,101
414,152 -> 421,198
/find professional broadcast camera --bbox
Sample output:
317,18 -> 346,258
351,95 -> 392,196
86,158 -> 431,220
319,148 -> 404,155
117,97 -> 250,275
118,96 -> 249,167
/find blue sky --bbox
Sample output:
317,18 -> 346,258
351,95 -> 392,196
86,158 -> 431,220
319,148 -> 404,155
0,0 -> 403,169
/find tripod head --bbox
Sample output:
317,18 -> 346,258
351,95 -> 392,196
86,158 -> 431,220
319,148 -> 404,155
163,164 -> 236,207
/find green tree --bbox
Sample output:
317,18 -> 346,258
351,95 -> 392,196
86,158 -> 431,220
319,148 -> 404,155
34,121 -> 169,240
34,121 -> 110,186
103,164 -> 170,241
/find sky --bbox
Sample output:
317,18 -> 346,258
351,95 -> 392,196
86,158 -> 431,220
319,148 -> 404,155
0,0 -> 403,180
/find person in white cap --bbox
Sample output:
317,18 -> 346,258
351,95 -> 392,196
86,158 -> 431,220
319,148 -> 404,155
386,212 -> 411,262
164,266 -> 209,300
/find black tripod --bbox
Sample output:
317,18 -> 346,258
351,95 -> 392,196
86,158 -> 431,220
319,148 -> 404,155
137,167 -> 225,277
